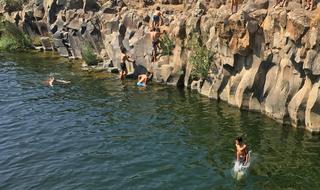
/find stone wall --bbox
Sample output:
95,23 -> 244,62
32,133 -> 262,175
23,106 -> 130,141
1,0 -> 320,132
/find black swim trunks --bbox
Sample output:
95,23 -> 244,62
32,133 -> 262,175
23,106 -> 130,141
153,15 -> 160,23
120,62 -> 127,72
152,40 -> 159,49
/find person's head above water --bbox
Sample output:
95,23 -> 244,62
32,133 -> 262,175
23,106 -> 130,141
235,136 -> 243,145
156,6 -> 160,11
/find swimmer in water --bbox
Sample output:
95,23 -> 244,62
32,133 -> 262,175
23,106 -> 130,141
137,72 -> 152,86
235,136 -> 249,166
43,76 -> 71,87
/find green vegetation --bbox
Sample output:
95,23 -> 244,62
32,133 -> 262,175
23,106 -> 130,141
0,21 -> 32,52
81,43 -> 98,66
0,0 -> 26,12
187,33 -> 213,79
159,33 -> 174,56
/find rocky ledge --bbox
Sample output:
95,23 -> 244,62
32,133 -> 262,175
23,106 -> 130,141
1,0 -> 320,132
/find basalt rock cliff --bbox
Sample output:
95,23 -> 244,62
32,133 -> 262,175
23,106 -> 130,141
1,0 -> 320,132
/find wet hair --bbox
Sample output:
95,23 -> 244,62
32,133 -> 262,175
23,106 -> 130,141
155,28 -> 160,32
120,47 -> 127,53
150,27 -> 156,32
236,136 -> 242,143
156,6 -> 160,11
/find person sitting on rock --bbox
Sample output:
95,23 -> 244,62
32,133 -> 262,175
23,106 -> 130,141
152,6 -> 164,28
231,0 -> 238,14
150,28 -> 163,62
119,47 -> 134,80
273,0 -> 288,8
305,0 -> 314,10
137,72 -> 153,86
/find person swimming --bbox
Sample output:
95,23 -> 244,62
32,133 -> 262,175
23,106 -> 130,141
43,76 -> 71,87
235,136 -> 249,166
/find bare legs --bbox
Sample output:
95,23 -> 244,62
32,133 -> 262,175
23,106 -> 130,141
231,0 -> 238,14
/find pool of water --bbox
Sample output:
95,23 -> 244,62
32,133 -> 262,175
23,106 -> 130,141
1,52 -> 320,190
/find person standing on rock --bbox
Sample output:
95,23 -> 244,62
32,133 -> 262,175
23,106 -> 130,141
305,0 -> 314,10
231,0 -> 238,14
150,28 -> 163,62
273,0 -> 288,8
152,6 -> 164,28
119,48 -> 134,81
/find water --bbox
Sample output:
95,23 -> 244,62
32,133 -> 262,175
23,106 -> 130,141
1,52 -> 320,190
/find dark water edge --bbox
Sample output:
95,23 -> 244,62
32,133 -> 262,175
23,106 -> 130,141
1,51 -> 320,190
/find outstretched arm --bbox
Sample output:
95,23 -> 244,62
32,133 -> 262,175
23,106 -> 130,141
126,56 -> 134,63
239,145 -> 247,151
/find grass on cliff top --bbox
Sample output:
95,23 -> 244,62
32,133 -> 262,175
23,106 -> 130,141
187,33 -> 213,80
0,0 -> 26,12
0,21 -> 32,52
81,43 -> 98,66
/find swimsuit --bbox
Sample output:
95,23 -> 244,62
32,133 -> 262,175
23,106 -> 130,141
153,15 -> 160,23
152,40 -> 159,49
120,62 -> 127,72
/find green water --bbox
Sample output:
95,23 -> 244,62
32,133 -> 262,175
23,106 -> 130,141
1,52 -> 320,190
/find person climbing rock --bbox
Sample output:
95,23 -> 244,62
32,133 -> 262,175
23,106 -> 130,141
137,72 -> 153,86
152,6 -> 164,28
235,136 -> 249,166
119,47 -> 134,80
273,0 -> 288,8
305,0 -> 314,10
231,0 -> 238,14
150,28 -> 163,62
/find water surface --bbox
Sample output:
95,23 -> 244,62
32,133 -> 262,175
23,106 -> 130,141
1,52 -> 320,190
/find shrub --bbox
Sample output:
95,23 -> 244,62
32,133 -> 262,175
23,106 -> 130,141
159,33 -> 174,56
187,33 -> 213,80
0,21 -> 32,51
81,43 -> 98,66
0,0 -> 25,12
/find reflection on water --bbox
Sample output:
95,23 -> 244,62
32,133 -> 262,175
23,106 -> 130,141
0,52 -> 320,190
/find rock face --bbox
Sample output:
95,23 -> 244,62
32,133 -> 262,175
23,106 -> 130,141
2,0 -> 320,133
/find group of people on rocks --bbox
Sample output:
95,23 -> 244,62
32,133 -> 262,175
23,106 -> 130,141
119,6 -> 166,87
232,0 -> 316,13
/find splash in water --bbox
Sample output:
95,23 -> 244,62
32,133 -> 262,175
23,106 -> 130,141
231,150 -> 252,180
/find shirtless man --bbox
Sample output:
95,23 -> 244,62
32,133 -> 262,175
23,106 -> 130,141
137,72 -> 152,86
305,0 -> 314,10
273,0 -> 288,8
152,6 -> 163,28
235,136 -> 249,165
231,0 -> 238,14
150,28 -> 163,62
43,76 -> 71,87
119,47 -> 134,80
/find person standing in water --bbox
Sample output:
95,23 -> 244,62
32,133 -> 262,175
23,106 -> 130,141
137,72 -> 152,86
235,136 -> 249,165
119,47 -> 134,80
